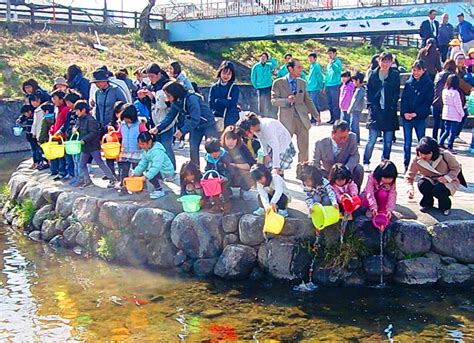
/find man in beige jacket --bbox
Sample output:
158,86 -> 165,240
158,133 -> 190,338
271,58 -> 320,163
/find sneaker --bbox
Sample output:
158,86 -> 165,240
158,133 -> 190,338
364,164 -> 371,173
150,190 -> 166,199
253,207 -> 265,216
241,190 -> 255,201
70,179 -> 82,187
79,181 -> 93,189
465,147 -> 474,154
278,209 -> 289,218
102,175 -> 109,180
448,148 -> 458,155
114,182 -> 123,190
420,207 -> 430,213
53,174 -> 64,181
62,175 -> 72,181
107,179 -> 118,189
454,137 -> 466,144
443,209 -> 450,216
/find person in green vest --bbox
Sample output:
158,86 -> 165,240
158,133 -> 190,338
307,52 -> 324,115
251,52 -> 275,118
276,53 -> 307,80
325,47 -> 343,124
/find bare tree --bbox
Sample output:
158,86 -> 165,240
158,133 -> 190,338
140,0 -> 157,43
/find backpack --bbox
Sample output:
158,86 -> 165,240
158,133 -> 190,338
133,99 -> 150,119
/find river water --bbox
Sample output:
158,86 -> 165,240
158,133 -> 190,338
1,153 -> 473,342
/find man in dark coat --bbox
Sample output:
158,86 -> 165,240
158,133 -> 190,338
363,52 -> 401,172
438,13 -> 454,62
419,9 -> 439,47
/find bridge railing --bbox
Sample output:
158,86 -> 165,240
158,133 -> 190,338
154,0 -> 451,21
0,3 -> 165,29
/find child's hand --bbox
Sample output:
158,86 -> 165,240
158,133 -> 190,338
174,130 -> 183,140
141,175 -> 147,182
371,209 -> 378,217
271,203 -> 278,213
80,140 -> 85,145
407,188 -> 414,199
16,119 -> 20,124
72,127 -> 78,134
333,204 -> 339,210
149,127 -> 158,135
220,176 -> 228,183
387,212 -> 392,220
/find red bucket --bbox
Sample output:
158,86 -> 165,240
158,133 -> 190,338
341,194 -> 362,214
200,170 -> 222,197
372,212 -> 390,231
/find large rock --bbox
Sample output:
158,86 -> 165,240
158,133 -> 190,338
16,182 -> 35,203
214,244 -> 257,280
130,208 -> 175,239
98,202 -> 139,231
114,234 -> 148,265
279,218 -> 315,240
28,230 -> 42,242
430,221 -> 474,263
75,229 -> 91,248
170,212 -> 224,259
29,184 -> 48,209
72,197 -> 100,226
222,213 -> 243,233
258,236 -> 311,280
312,267 -> 342,286
352,216 -> 390,253
49,235 -> 64,248
41,219 -> 63,241
193,258 -> 218,277
343,270 -> 366,287
32,204 -> 53,230
440,263 -> 471,285
363,255 -> 395,279
41,187 -> 64,205
55,192 -> 82,218
239,214 -> 264,246
394,257 -> 441,285
389,220 -> 431,256
223,234 -> 239,247
146,238 -> 177,269
8,175 -> 29,201
63,223 -> 82,247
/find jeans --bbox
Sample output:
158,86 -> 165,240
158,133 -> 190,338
72,154 -> 81,179
308,90 -> 321,112
326,85 -> 341,122
257,87 -> 273,118
455,109 -> 468,137
363,129 -> 394,165
402,119 -> 426,167
28,137 -> 43,163
65,154 -> 75,176
189,125 -> 218,167
50,157 -> 66,176
431,104 -> 444,141
350,111 -> 361,143
158,129 -> 176,170
341,110 -> 350,122
418,177 -> 451,211
470,127 -> 474,149
439,120 -> 461,149
80,150 -> 114,183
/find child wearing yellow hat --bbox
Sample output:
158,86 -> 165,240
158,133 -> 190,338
465,48 -> 474,68
449,38 -> 462,60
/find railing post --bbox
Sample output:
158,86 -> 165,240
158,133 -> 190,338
30,6 -> 35,25
134,11 -> 138,29
68,7 -> 73,25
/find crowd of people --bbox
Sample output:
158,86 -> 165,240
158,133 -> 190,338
15,8 -> 472,221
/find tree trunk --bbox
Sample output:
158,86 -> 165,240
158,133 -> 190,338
370,35 -> 386,49
140,0 -> 157,43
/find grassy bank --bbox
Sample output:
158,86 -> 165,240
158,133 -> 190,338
0,27 -> 418,99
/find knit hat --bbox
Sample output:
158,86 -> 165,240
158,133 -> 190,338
454,51 -> 466,61
449,38 -> 461,46
53,77 -> 68,87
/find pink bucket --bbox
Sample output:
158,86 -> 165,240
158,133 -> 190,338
200,170 -> 222,197
372,212 -> 390,231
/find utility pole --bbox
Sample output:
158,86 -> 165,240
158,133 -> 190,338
6,0 -> 11,22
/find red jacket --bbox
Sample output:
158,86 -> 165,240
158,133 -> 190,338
50,104 -> 69,139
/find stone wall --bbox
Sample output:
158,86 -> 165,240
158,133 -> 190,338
2,161 -> 474,287
0,100 -> 30,153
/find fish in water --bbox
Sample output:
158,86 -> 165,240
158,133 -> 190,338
320,24 -> 327,29
340,23 -> 348,27
324,26 -> 330,32
406,20 -> 415,26
366,21 -> 370,27
381,22 -> 390,26
123,296 -> 151,306
360,24 -> 366,28
280,27 -> 288,32
295,27 -> 303,32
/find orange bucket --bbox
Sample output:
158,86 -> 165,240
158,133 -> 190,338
123,176 -> 144,193
101,135 -> 121,159
200,170 -> 222,197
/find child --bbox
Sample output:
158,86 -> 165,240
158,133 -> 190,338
104,101 -> 127,179
133,132 -> 175,199
439,75 -> 465,154
296,162 -> 338,214
204,138 -> 232,214
339,71 -> 355,123
250,164 -> 290,218
361,160 -> 397,219
465,48 -> 474,68
61,92 -> 82,186
168,61 -> 193,91
29,94 -> 49,170
73,100 -> 117,188
114,104 -> 147,193
49,90 -> 69,180
17,105 -> 42,169
328,163 -> 359,205
347,72 -> 366,144
37,103 -> 55,145
179,161 -> 204,197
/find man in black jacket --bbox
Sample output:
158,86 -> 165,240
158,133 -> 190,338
438,13 -> 454,62
419,9 -> 439,47
363,52 -> 401,172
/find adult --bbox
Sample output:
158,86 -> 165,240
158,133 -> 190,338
307,52 -> 324,113
400,60 -> 434,171
276,53 -> 293,78
363,52 -> 400,172
22,79 -> 50,104
139,63 -> 170,129
406,137 -> 461,216
90,69 -> 128,132
432,59 -> 457,140
438,13 -> 454,62
209,60 -> 240,130
312,120 -> 364,190
417,38 -> 442,81
66,65 -> 90,100
89,66 -> 131,107
250,52 -> 274,118
151,81 -> 217,167
52,77 -> 69,93
237,112 -> 295,175
457,13 -> 474,54
271,58 -> 320,164
325,47 -> 343,124
419,9 -> 439,47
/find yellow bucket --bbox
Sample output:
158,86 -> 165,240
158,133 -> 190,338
263,209 -> 285,235
41,136 -> 65,160
123,176 -> 144,193
311,203 -> 340,230
101,135 -> 121,159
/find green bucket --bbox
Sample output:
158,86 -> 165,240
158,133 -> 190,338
65,132 -> 82,155
178,195 -> 202,213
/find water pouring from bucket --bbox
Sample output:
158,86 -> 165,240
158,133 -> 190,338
293,230 -> 319,293
372,212 -> 390,288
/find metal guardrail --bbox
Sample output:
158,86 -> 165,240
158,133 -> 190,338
0,3 -> 165,29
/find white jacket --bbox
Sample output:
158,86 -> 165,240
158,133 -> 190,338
255,117 -> 292,168
256,174 -> 291,209
31,107 -> 44,138
152,89 -> 169,126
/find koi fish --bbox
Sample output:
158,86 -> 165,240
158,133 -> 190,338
123,296 -> 151,306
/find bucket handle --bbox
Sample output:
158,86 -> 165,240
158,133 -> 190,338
68,132 -> 80,141
50,135 -> 64,144
201,170 -> 221,181
102,131 -> 118,145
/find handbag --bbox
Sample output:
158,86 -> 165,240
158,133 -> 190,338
442,153 -> 467,187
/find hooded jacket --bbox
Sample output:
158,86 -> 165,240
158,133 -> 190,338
400,71 -> 434,121
68,72 -> 90,100
133,142 -> 174,180
94,84 -> 128,128
209,80 -> 240,127
204,147 -> 232,177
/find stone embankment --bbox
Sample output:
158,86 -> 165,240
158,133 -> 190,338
2,160 -> 474,286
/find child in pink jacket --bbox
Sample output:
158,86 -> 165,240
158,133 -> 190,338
339,71 -> 355,123
439,75 -> 465,153
328,163 -> 359,204
361,160 -> 398,219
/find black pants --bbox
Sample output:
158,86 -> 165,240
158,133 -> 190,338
149,173 -> 163,191
417,177 -> 452,211
439,45 -> 449,62
106,159 -> 117,177
118,161 -> 137,184
258,191 -> 288,210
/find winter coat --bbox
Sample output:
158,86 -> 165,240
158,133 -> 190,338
75,114 -> 101,153
204,147 -> 232,178
331,180 -> 359,202
441,88 -> 465,122
31,107 -> 44,138
467,91 -> 474,115
417,48 -> 442,76
438,23 -> 454,46
433,70 -> 452,107
457,20 -> 474,43
254,117 -> 292,169
176,72 -> 193,91
366,67 -> 401,132
68,73 -> 90,100
348,86 -> 366,114
400,72 -> 434,121
307,62 -> 324,92
362,174 -> 397,213
339,81 -> 355,111
303,178 -> 338,208
251,62 -> 273,89
209,81 -> 240,127
133,142 -> 174,180
94,85 -> 128,129
117,121 -> 147,154
17,115 -> 33,139
50,104 -> 69,138
38,113 -> 55,144
60,110 -> 78,137
325,57 -> 342,87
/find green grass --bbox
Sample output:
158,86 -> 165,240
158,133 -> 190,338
323,232 -> 369,271
1,184 -> 10,200
14,199 -> 35,229
97,232 -> 116,261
